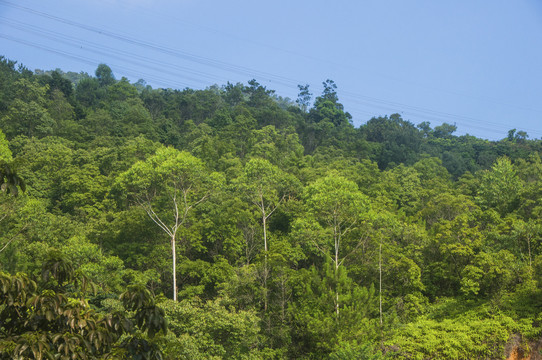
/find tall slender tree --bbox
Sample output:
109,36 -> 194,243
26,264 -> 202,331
237,158 -> 298,311
303,174 -> 370,318
117,147 -> 214,301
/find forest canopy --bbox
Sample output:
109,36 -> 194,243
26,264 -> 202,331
1,57 -> 541,359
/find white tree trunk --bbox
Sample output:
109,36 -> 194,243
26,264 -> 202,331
379,237 -> 382,326
172,234 -> 177,302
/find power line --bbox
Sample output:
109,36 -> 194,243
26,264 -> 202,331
1,0 -> 538,138
110,0 -> 542,116
0,17 -> 230,86
1,31 -> 534,138
0,34 -> 198,89
0,0 -> 301,89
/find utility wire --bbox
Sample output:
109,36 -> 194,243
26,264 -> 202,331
0,17 -> 230,86
110,0 -> 542,116
0,34 -> 198,89
1,30 -> 532,137
0,0 -> 301,89
1,0 -> 538,138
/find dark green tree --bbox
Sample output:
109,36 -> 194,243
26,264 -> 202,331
296,84 -> 312,112
0,251 -> 166,359
95,63 -> 116,87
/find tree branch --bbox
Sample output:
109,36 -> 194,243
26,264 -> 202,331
339,230 -> 370,268
0,224 -> 28,253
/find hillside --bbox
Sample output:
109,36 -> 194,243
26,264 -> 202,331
1,57 -> 541,359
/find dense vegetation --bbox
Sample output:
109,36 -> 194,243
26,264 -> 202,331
1,56 -> 542,359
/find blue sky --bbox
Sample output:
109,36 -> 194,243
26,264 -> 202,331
0,0 -> 541,140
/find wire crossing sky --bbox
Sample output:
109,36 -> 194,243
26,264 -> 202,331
0,0 -> 541,140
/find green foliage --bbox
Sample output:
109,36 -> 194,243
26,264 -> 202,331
0,129 -> 12,162
476,157 -> 522,215
1,59 -> 542,359
329,341 -> 385,360
160,297 -> 266,359
117,146 -> 218,301
362,114 -> 423,169
75,77 -> 102,108
1,97 -> 56,138
95,63 -> 115,87
0,252 -> 166,359
0,160 -> 25,196
289,264 -> 381,358
304,174 -> 369,231
387,309 -> 527,359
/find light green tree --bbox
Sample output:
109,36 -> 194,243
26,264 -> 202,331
117,147 -> 217,301
0,129 -> 12,162
0,78 -> 56,138
476,157 -> 522,215
236,157 -> 299,311
0,130 -> 24,197
301,174 -> 370,318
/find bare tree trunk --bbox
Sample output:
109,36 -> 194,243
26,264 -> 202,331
262,213 -> 269,312
262,199 -> 269,312
379,237 -> 382,327
335,259 -> 339,320
263,212 -> 268,253
172,234 -> 177,302
263,261 -> 269,312
254,190 -> 285,313
335,225 -> 340,320
528,234 -> 532,271
379,235 -> 384,348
